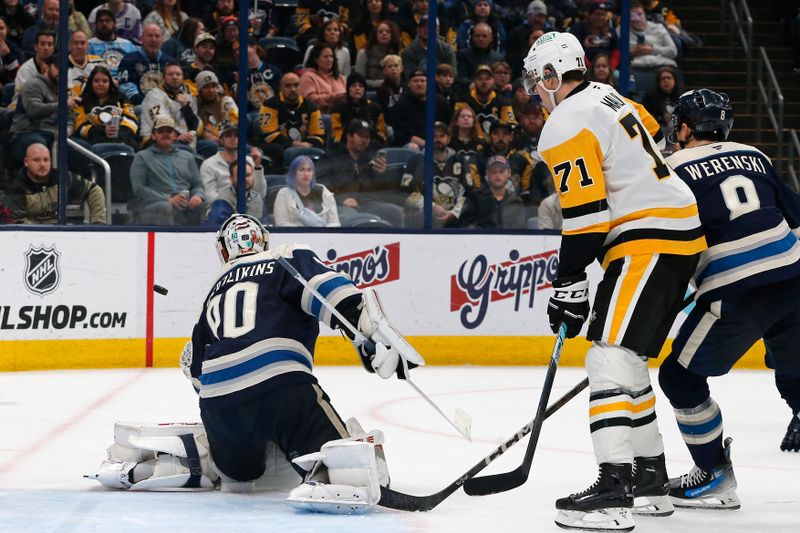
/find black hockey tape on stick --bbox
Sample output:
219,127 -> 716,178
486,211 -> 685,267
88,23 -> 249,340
379,374 -> 589,511
153,284 -> 169,295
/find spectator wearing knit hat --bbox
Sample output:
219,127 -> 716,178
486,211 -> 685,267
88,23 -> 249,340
456,0 -> 508,55
570,1 -> 619,68
507,0 -> 553,77
387,67 -> 450,151
195,70 -> 238,144
400,14 -> 457,78
330,72 -> 387,148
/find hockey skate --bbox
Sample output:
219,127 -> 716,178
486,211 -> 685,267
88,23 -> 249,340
631,454 -> 673,516
554,463 -> 635,532
669,437 -> 741,510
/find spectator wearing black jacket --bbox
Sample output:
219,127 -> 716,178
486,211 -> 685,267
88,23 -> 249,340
387,67 -> 450,151
316,118 -> 405,226
330,72 -> 387,148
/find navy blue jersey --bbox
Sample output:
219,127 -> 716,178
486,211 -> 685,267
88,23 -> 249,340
667,142 -> 800,301
190,244 -> 361,408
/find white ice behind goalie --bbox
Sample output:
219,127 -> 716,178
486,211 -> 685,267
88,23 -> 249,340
287,418 -> 389,514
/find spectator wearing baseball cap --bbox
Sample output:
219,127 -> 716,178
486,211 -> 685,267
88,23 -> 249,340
480,117 -> 539,206
329,72 -> 387,147
315,117 -> 407,227
468,154 -> 527,229
400,11 -> 457,80
402,119 -> 481,228
202,120 -> 267,225
386,66 -> 451,151
454,63 -> 517,139
129,114 -> 206,226
456,22 -> 503,87
570,1 -> 619,67
184,33 -> 219,89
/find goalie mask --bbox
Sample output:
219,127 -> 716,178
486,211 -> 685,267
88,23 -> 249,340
216,213 -> 270,263
522,31 -> 586,110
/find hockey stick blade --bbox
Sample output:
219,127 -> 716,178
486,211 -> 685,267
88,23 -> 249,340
378,375 -> 588,511
462,324 -> 567,496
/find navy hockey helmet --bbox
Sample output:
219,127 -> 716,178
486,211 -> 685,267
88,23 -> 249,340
668,89 -> 734,145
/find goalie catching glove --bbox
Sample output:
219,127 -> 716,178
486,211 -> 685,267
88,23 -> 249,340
353,288 -> 425,379
547,273 -> 590,338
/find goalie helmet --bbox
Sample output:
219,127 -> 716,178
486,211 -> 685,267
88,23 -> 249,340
522,31 -> 586,108
215,213 -> 269,263
668,89 -> 734,145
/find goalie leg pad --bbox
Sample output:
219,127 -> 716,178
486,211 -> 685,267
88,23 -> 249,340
88,422 -> 218,491
287,439 -> 382,514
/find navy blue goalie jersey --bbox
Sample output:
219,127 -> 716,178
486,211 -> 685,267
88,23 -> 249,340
190,244 -> 362,408
667,142 -> 800,301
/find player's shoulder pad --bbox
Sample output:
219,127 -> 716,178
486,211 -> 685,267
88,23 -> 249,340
267,243 -> 314,260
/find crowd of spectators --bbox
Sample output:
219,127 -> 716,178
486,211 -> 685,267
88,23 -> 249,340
0,0 -> 699,227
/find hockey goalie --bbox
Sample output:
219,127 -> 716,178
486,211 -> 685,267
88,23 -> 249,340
88,213 -> 423,514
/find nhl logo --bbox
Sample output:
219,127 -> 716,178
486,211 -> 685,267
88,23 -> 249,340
24,245 -> 61,296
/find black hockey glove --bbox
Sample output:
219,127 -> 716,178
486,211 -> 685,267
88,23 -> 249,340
547,273 -> 590,339
780,412 -> 800,452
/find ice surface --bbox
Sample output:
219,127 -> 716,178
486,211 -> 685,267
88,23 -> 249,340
0,366 -> 798,532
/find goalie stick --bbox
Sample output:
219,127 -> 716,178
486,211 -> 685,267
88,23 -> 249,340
460,290 -> 698,496
378,372 -> 589,511
274,254 -> 472,441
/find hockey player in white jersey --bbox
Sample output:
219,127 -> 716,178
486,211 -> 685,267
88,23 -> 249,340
523,31 -> 707,531
659,89 -> 800,509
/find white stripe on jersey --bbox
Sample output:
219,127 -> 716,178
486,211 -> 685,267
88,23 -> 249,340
202,337 -> 312,373
563,209 -> 610,233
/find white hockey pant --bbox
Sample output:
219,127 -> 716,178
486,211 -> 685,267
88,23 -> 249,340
587,341 -> 664,464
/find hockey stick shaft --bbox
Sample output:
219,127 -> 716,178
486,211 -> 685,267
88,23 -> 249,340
274,254 -> 469,439
459,291 -> 696,497
379,374 -> 589,511
462,323 -> 567,496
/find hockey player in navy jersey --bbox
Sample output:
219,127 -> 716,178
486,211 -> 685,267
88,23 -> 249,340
188,213 -> 420,510
659,89 -> 800,510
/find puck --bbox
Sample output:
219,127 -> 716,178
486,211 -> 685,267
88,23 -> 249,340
153,284 -> 169,295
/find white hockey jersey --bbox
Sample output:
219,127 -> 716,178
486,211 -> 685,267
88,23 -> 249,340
538,81 -> 706,269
